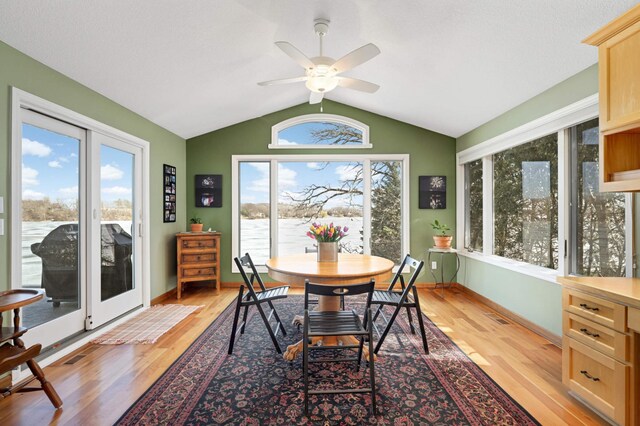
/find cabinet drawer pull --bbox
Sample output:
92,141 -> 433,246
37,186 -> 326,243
579,303 -> 599,312
579,328 -> 600,338
579,370 -> 600,381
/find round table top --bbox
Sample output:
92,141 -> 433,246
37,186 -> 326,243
265,253 -> 394,286
0,289 -> 43,312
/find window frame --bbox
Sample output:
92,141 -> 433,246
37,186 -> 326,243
456,94 -> 634,282
231,154 -> 410,273
269,114 -> 371,149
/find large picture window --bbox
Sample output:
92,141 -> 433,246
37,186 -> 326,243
232,155 -> 409,271
459,106 -> 631,279
493,134 -> 558,269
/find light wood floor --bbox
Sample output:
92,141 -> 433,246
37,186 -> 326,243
0,287 -> 605,425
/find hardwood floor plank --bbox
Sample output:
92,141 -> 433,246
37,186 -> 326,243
0,287 -> 603,425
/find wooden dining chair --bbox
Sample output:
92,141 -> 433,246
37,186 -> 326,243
371,254 -> 428,355
303,279 -> 377,415
228,253 -> 289,354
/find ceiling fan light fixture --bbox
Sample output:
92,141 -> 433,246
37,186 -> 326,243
305,75 -> 338,93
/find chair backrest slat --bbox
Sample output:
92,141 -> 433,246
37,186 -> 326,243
304,279 -> 375,313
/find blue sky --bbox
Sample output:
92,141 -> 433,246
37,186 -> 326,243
240,161 -> 363,209
278,122 -> 362,146
22,123 -> 133,204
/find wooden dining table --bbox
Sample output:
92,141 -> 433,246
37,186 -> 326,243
265,253 -> 394,361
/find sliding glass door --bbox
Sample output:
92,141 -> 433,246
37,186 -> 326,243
16,109 -> 143,348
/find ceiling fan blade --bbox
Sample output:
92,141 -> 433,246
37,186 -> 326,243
275,41 -> 315,69
332,43 -> 381,74
309,91 -> 324,104
258,76 -> 308,86
337,77 -> 380,93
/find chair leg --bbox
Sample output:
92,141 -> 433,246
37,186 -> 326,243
412,287 -> 429,354
367,318 -> 377,416
372,304 -> 383,322
228,298 -> 243,355
255,302 -> 282,354
267,300 -> 287,337
405,304 -> 416,334
303,330 -> 309,415
240,305 -> 249,334
356,336 -> 364,372
26,358 -> 62,408
373,304 -> 404,355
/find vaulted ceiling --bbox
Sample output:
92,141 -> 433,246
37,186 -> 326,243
0,1 -> 636,139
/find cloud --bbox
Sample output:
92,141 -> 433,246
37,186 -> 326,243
278,164 -> 297,189
23,189 -> 45,200
22,138 -> 52,157
278,138 -> 297,146
101,164 -> 124,180
336,165 -> 360,181
22,165 -> 39,186
59,185 -> 78,195
48,160 -> 63,168
102,186 -> 131,195
307,162 -> 323,170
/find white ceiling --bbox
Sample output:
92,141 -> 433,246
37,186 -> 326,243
0,1 -> 637,139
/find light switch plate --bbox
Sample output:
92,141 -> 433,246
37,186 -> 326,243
431,261 -> 437,269
0,196 -> 3,214
0,219 -> 4,236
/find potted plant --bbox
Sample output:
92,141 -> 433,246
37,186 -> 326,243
190,216 -> 203,232
431,219 -> 452,249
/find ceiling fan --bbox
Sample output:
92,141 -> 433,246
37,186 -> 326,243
258,18 -> 381,104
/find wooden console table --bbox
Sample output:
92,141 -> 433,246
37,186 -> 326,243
0,289 -> 62,408
176,232 -> 221,299
558,276 -> 640,425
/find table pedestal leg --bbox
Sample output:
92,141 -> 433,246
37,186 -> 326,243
283,295 -> 376,362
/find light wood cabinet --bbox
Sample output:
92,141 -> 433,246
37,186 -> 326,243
584,5 -> 640,191
176,232 -> 221,299
562,288 -> 631,425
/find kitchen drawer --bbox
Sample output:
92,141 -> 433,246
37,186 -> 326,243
181,238 -> 216,249
181,253 -> 216,264
563,289 -> 626,332
563,337 -> 628,425
182,267 -> 216,277
564,312 -> 629,362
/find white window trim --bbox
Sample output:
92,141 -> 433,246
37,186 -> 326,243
269,114 -> 371,149
10,87 -> 152,308
456,94 -> 634,281
231,154 -> 409,273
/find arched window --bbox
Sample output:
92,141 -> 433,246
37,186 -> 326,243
270,114 -> 370,149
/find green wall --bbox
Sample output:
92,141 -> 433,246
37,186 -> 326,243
0,40 -> 186,298
187,100 -> 457,282
455,64 -> 599,338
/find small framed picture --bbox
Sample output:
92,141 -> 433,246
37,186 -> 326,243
195,174 -> 222,207
419,176 -> 446,209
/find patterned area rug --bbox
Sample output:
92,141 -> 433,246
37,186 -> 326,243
91,304 -> 201,345
117,297 -> 539,425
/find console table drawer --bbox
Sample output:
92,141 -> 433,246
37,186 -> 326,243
563,289 -> 626,332
181,238 -> 216,249
562,337 -> 628,425
182,267 -> 216,277
181,253 -> 216,264
564,312 -> 629,362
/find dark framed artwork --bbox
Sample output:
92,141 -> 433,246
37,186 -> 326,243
419,175 -> 446,209
163,164 -> 177,222
195,174 -> 222,207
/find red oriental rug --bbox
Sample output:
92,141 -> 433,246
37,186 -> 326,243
116,296 -> 539,425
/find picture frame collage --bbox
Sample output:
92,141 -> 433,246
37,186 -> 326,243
163,164 -> 177,222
